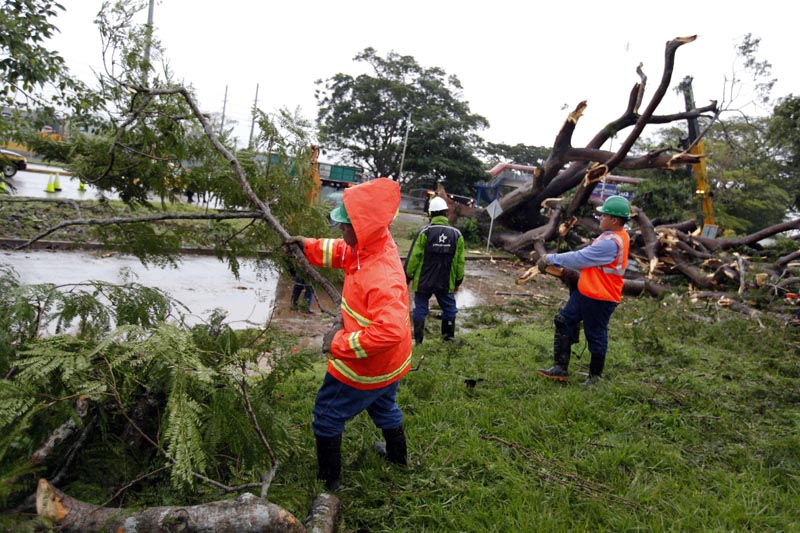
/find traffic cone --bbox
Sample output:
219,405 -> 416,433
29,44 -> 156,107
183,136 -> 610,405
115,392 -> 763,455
0,180 -> 5,193
78,180 -> 86,192
45,175 -> 55,193
53,173 -> 62,192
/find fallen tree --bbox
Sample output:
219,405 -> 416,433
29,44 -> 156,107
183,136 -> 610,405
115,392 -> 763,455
433,36 -> 799,312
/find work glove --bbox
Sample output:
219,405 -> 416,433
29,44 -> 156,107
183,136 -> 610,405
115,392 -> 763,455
537,254 -> 548,274
322,317 -> 343,355
285,235 -> 306,246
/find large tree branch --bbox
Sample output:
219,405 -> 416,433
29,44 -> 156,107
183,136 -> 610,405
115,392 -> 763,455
14,211 -> 265,250
567,36 -> 698,217
113,85 -> 343,304
686,217 -> 800,253
493,38 -> 717,234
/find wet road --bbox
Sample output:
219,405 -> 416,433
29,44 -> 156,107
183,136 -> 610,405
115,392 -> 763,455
1,249 -> 278,329
4,166 -> 118,201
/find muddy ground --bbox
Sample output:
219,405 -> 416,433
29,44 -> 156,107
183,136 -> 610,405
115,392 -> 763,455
269,257 -> 569,350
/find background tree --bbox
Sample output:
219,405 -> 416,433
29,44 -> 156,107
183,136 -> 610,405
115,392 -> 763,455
702,117 -> 791,233
767,94 -> 800,210
0,0 -> 98,141
628,118 -> 791,234
315,47 -> 487,193
481,141 -> 551,167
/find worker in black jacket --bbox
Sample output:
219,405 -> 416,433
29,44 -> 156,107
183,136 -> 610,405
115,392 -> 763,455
405,196 -> 465,343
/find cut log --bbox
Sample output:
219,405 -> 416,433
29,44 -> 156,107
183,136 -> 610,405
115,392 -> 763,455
303,493 -> 340,533
36,478 -> 339,533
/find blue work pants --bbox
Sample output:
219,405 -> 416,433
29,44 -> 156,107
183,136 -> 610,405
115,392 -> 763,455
558,290 -> 617,356
312,372 -> 403,438
412,291 -> 457,322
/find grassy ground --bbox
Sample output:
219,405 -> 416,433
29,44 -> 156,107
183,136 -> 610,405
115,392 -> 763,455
269,291 -> 799,532
3,193 -> 798,530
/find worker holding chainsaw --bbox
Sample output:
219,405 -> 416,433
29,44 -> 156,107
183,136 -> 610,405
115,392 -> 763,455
536,195 -> 631,386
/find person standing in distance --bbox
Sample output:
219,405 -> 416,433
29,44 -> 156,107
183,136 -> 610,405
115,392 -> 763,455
536,195 -> 631,386
405,196 -> 465,344
288,262 -> 315,314
285,178 -> 413,491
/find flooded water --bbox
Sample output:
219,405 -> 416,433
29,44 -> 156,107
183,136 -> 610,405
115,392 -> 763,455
6,167 -> 222,207
5,167 -> 118,201
454,285 -> 479,308
0,249 -> 279,329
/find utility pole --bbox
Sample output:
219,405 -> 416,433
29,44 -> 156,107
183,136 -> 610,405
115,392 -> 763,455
219,85 -> 228,136
248,83 -> 259,148
142,0 -> 156,85
398,109 -> 412,180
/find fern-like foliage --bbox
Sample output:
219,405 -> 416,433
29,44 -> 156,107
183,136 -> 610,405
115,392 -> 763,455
164,379 -> 207,488
0,274 -> 314,509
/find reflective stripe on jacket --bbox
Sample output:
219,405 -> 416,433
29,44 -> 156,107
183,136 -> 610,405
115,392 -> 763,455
577,229 -> 630,303
303,178 -> 412,390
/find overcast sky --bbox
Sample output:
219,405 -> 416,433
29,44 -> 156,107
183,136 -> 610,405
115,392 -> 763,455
49,1 -> 798,157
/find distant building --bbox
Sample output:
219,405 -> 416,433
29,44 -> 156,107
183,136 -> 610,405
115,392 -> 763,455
589,175 -> 643,201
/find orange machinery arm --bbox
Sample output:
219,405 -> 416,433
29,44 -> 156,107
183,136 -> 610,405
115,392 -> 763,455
308,144 -> 321,204
690,139 -> 714,226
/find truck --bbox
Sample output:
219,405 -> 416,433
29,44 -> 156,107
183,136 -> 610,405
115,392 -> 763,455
316,159 -> 363,207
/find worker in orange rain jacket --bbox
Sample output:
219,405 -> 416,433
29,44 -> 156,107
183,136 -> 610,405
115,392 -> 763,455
535,195 -> 631,386
285,177 -> 412,491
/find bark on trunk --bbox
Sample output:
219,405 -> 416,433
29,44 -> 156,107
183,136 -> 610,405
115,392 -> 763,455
35,479 -> 339,533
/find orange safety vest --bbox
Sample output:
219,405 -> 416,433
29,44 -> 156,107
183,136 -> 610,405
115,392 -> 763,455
577,229 -> 630,303
303,178 -> 412,390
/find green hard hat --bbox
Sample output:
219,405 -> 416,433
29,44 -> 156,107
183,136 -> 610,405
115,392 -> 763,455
596,195 -> 631,219
330,203 -> 351,224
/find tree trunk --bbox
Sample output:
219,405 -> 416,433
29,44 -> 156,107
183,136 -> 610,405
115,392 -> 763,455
35,478 -> 339,533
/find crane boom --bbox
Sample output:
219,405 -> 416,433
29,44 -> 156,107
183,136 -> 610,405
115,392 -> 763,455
679,76 -> 717,235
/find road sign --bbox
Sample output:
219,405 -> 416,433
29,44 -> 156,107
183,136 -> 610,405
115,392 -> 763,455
485,199 -> 504,252
486,199 -> 503,220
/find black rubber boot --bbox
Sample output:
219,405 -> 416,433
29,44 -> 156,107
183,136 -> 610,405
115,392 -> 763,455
570,322 -> 581,346
582,353 -> 606,386
375,425 -> 407,465
441,318 -> 455,341
315,434 -> 342,491
536,314 -> 572,382
413,320 -> 425,345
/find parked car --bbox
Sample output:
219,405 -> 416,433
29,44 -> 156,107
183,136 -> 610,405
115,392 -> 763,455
1,148 -> 27,178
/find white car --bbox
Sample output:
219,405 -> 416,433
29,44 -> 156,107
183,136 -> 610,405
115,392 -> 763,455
1,148 -> 27,178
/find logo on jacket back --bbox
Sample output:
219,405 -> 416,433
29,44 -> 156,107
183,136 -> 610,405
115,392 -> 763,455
431,231 -> 453,254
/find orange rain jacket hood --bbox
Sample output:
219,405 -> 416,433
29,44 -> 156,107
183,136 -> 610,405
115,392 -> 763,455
302,178 -> 413,390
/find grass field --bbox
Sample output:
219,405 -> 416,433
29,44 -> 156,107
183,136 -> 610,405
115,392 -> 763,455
269,294 -> 799,531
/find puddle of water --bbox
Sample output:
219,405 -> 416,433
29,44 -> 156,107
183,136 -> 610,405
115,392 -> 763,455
0,249 -> 279,329
455,287 -> 480,308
